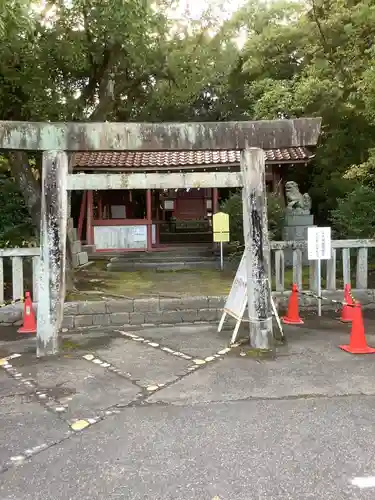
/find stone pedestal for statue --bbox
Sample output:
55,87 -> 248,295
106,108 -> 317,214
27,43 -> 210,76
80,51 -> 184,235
283,214 -> 315,265
282,181 -> 315,266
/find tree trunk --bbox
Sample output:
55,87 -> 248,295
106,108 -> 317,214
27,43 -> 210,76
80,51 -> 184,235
9,151 -> 76,293
9,152 -> 41,234
8,64 -> 117,294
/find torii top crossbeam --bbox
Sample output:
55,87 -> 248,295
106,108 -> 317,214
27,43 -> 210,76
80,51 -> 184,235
0,118 -> 321,151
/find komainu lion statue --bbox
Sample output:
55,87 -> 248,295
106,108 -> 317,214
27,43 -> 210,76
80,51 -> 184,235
285,181 -> 312,214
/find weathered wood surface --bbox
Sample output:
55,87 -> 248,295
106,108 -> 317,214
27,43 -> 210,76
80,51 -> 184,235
274,249 -> 284,292
0,118 -> 322,151
37,151 -> 68,357
309,259 -> 318,293
0,248 -> 40,257
5,239 -> 371,255
270,239 -> 375,249
68,172 -> 244,190
293,249 -> 303,291
0,238 -> 374,309
0,258 -> 3,305
241,148 -> 274,353
356,247 -> 368,289
342,248 -> 351,286
326,248 -> 336,291
94,225 -> 148,250
32,256 -> 40,302
11,256 -> 23,300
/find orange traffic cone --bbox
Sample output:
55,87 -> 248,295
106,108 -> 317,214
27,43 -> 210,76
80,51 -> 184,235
339,303 -> 375,354
340,284 -> 354,323
17,291 -> 36,334
282,283 -> 304,325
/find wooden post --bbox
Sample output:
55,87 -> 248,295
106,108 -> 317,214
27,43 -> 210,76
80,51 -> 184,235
356,247 -> 368,289
326,247 -> 336,290
77,191 -> 87,241
0,257 -> 4,305
212,188 -> 219,213
272,167 -> 281,193
274,249 -> 285,292
98,194 -> 103,219
241,148 -> 274,354
86,191 -> 94,245
11,256 -> 24,300
37,151 -> 68,357
146,189 -> 152,251
342,248 -> 351,286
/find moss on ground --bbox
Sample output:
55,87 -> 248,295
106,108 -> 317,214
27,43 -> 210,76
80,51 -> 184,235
66,260 -> 348,302
66,264 -> 235,301
245,348 -> 275,359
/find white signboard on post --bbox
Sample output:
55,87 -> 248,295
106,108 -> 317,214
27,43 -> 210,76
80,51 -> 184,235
307,227 -> 331,261
307,227 -> 332,317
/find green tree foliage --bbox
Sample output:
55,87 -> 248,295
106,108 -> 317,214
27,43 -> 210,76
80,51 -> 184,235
0,0 -> 242,237
230,0 -> 375,224
1,0 -> 375,245
330,186 -> 375,239
0,157 -> 35,247
221,191 -> 285,244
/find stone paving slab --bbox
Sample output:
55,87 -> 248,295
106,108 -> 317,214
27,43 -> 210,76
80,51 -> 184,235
0,370 -> 26,398
147,330 -> 375,406
0,395 -> 69,469
8,355 -> 140,420
1,396 -> 375,499
122,323 -> 234,358
275,316 -> 375,356
94,337 -> 192,387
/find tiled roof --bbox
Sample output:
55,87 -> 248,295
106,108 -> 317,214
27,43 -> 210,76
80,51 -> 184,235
72,147 -> 313,169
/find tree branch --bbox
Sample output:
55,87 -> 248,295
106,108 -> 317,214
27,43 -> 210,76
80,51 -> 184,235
310,0 -> 330,56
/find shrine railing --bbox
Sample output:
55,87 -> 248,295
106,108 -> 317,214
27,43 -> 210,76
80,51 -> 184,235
159,220 -> 211,233
0,239 -> 375,304
0,248 -> 40,304
270,239 -> 375,292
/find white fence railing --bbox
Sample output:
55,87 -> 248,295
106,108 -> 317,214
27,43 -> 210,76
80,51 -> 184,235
0,240 -> 374,304
270,239 -> 375,292
0,248 -> 40,304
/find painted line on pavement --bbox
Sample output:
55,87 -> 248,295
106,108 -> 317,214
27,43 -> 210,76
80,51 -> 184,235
3,363 -> 69,413
0,355 -> 74,417
115,330 -> 194,360
0,432 -> 75,474
0,353 -> 22,366
351,477 -> 375,488
81,353 -> 162,393
115,329 -> 239,369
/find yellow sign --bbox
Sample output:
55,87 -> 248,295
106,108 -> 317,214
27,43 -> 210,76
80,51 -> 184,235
213,212 -> 230,243
214,232 -> 230,242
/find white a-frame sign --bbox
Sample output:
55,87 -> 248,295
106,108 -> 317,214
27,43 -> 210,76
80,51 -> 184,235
218,253 -> 247,342
218,251 -> 282,344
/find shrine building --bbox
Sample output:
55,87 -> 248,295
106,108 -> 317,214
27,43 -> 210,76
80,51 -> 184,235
71,147 -> 314,253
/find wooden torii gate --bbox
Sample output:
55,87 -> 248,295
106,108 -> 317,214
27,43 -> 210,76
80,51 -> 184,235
0,118 -> 321,357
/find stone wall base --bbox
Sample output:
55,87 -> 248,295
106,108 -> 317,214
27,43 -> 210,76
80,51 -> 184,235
1,290 -> 374,329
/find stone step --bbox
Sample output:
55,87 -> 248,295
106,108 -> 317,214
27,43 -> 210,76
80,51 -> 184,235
73,252 -> 89,267
111,255 -> 216,264
107,260 -> 220,271
82,245 -> 96,254
111,247 -> 214,260
160,233 -> 212,244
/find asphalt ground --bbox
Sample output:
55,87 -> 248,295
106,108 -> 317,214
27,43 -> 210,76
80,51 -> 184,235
0,315 -> 375,499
